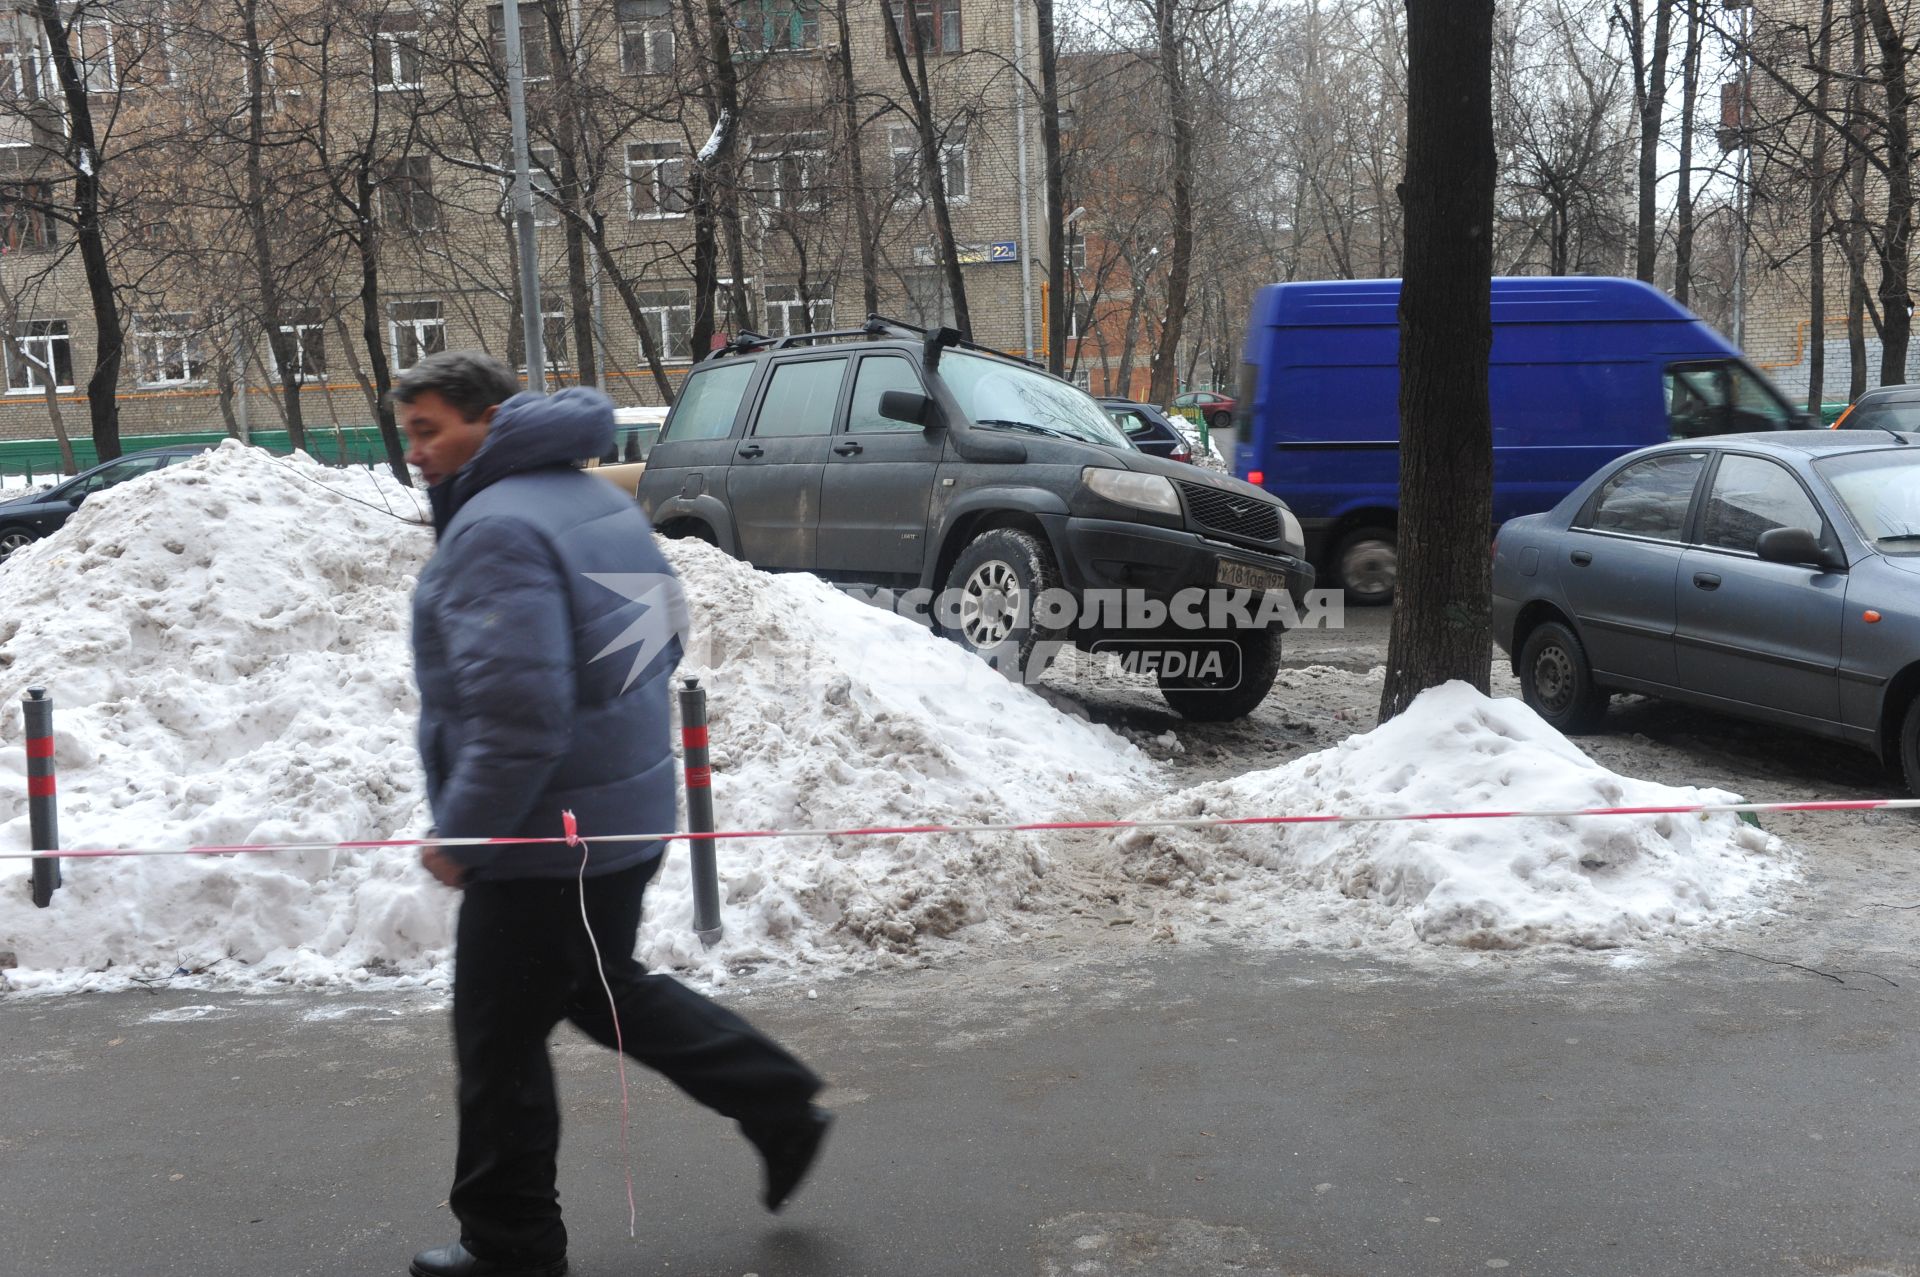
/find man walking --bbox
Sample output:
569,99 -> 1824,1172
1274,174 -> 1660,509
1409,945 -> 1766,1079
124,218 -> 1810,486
398,352 -> 830,1277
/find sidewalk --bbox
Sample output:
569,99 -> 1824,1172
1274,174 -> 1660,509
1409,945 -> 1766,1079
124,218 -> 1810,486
3,939 -> 1916,1277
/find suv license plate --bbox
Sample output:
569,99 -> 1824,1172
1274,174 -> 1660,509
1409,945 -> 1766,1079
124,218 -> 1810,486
1215,558 -> 1288,592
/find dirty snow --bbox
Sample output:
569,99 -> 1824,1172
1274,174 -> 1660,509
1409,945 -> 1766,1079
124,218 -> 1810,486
1113,682 -> 1793,953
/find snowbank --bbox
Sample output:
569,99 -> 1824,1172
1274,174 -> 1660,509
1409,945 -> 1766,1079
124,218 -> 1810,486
1113,683 -> 1792,952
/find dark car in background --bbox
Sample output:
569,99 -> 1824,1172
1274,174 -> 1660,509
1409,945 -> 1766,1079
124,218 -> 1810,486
1100,398 -> 1195,463
0,445 -> 211,563
1833,385 -> 1920,433
1491,431 -> 1920,792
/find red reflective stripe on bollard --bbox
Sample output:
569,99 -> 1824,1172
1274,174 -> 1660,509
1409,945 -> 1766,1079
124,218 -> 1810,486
682,726 -> 709,750
26,736 -> 52,759
683,765 -> 712,789
27,774 -> 54,798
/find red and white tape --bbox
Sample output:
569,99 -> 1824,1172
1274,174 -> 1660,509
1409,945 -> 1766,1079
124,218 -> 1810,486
1,796 -> 1914,861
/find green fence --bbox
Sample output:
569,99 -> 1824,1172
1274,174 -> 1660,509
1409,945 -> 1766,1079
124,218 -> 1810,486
0,425 -> 398,483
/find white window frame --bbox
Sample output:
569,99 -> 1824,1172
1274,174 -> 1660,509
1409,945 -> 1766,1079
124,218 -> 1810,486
6,319 -> 72,395
635,289 -> 691,362
278,311 -> 327,383
751,133 -> 827,214
490,2 -> 552,83
887,126 -> 967,205
374,28 -> 423,91
134,313 -> 204,388
76,19 -> 116,94
525,295 -> 569,372
502,143 -> 560,227
626,142 -> 687,220
618,0 -> 673,75
382,155 -> 439,231
765,283 -> 833,338
388,300 -> 445,372
0,23 -> 42,105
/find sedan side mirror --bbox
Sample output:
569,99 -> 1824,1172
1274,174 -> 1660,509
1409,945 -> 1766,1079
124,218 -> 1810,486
878,389 -> 934,427
1757,526 -> 1841,571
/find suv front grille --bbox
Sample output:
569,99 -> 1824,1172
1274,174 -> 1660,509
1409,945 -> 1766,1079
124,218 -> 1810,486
1178,481 -> 1279,543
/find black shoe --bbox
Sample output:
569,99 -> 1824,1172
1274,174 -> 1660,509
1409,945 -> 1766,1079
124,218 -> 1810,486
752,1104 -> 834,1212
409,1242 -> 567,1277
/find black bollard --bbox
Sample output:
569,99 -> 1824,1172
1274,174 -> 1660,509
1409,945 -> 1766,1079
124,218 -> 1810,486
23,687 -> 60,908
678,676 -> 723,946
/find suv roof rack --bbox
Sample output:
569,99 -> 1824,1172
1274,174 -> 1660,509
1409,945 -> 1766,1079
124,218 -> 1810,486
696,313 -> 1047,371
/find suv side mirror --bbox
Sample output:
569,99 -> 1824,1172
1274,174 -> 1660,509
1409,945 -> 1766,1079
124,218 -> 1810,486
1757,526 -> 1841,571
878,389 -> 934,427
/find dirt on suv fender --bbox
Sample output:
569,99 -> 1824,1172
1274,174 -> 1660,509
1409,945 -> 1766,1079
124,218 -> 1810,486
637,316 -> 1316,721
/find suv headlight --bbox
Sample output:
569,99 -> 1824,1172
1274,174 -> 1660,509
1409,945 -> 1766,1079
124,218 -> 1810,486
1084,467 -> 1180,517
1279,504 -> 1303,549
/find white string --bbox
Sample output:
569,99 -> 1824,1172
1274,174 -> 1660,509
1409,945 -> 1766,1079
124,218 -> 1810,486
574,833 -> 638,1239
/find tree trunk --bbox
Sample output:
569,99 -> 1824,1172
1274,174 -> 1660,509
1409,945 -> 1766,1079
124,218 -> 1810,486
1672,0 -> 1700,305
831,0 -> 881,315
355,164 -> 407,486
242,0 -> 305,452
1808,0 -> 1835,413
1381,0 -> 1496,721
1632,0 -> 1675,283
1146,0 -> 1194,407
883,0 -> 971,335
589,226 -> 677,402
33,0 -> 121,461
1868,0 -> 1912,385
541,1 -> 597,388
1037,0 -> 1066,374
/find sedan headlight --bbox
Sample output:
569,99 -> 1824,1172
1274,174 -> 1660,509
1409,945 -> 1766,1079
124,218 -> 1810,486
1084,467 -> 1181,517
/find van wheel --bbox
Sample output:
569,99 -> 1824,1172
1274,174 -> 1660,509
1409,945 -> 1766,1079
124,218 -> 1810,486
1899,692 -> 1920,797
1333,526 -> 1397,606
1158,627 -> 1283,722
943,529 -> 1064,684
1519,620 -> 1608,735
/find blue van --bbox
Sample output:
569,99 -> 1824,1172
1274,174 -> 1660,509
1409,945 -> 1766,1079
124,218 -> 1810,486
1232,276 -> 1811,603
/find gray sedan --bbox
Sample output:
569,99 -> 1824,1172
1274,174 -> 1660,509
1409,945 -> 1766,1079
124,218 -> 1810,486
1492,431 -> 1920,793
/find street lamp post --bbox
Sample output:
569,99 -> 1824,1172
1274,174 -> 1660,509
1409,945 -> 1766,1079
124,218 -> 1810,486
501,0 -> 546,391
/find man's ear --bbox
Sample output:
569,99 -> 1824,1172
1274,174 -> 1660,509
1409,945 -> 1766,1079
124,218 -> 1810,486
477,404 -> 499,430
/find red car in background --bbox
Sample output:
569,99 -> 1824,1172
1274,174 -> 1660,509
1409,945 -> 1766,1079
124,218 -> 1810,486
1170,390 -> 1236,433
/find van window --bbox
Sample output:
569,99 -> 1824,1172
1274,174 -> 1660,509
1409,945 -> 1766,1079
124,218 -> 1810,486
1577,452 -> 1706,540
1665,362 -> 1795,438
660,363 -> 754,442
754,357 -> 848,437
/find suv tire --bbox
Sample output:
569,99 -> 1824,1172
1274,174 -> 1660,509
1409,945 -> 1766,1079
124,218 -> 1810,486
943,528 -> 1063,683
1519,620 -> 1608,734
1158,626 -> 1283,721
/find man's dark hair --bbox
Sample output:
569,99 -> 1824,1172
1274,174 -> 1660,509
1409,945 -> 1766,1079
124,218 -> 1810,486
391,351 -> 521,421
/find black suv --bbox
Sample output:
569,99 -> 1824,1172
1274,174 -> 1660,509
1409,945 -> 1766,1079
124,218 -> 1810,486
636,317 -> 1314,719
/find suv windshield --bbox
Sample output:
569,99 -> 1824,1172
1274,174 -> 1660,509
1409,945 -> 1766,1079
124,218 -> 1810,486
1815,449 -> 1920,552
942,351 -> 1130,447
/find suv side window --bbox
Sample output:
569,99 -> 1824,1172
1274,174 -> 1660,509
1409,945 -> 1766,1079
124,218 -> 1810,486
753,357 -> 847,437
847,356 -> 924,433
1699,454 -> 1823,553
1577,452 -> 1705,541
661,362 -> 754,442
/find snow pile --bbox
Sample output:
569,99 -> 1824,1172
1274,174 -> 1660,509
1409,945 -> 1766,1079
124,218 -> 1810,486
0,443 -> 437,992
1114,683 -> 1792,952
641,539 -> 1159,979
0,447 -> 1158,993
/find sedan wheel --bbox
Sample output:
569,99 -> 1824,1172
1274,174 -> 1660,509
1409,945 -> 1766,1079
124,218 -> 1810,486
1518,620 -> 1609,734
0,528 -> 36,562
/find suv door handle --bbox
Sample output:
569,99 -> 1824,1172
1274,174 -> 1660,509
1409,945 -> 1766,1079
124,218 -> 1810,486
1570,550 -> 1593,566
832,440 -> 864,456
1693,572 -> 1721,590
737,443 -> 764,459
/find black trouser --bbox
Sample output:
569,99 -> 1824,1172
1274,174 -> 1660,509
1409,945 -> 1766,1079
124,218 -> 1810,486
449,858 -> 822,1263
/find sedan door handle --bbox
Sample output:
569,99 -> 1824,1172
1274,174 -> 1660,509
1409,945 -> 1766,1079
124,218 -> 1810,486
737,444 -> 764,459
1570,550 -> 1593,566
1693,572 -> 1721,590
832,440 -> 864,456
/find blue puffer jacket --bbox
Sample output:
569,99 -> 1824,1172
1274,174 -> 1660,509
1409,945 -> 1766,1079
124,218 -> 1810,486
412,387 -> 683,881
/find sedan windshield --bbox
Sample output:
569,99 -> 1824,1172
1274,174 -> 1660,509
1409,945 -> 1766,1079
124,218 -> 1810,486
942,351 -> 1130,448
1815,449 -> 1920,552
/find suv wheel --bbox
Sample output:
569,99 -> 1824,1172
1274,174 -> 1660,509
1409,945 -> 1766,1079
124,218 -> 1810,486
0,528 -> 37,562
1333,525 -> 1396,607
1899,692 -> 1920,797
1157,626 -> 1283,722
943,529 -> 1063,683
1519,620 -> 1608,734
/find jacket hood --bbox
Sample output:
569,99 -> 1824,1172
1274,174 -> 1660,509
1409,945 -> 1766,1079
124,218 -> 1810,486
430,387 -> 615,532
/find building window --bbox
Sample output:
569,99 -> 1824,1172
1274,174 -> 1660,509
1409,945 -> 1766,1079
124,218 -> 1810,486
903,272 -> 951,329
765,283 -> 833,337
617,0 -> 673,74
1068,236 -> 1086,271
750,132 -> 826,213
636,289 -> 691,361
626,142 -> 688,219
374,22 -> 423,91
489,2 -> 552,81
888,126 -> 967,203
519,295 -> 569,371
135,313 -> 203,387
278,307 -> 326,382
738,0 -> 820,53
888,0 -> 962,54
380,156 -> 439,231
0,25 -> 42,104
6,319 -> 72,394
76,20 -> 116,94
389,300 -> 445,370
0,184 -> 56,252
501,144 -> 560,226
